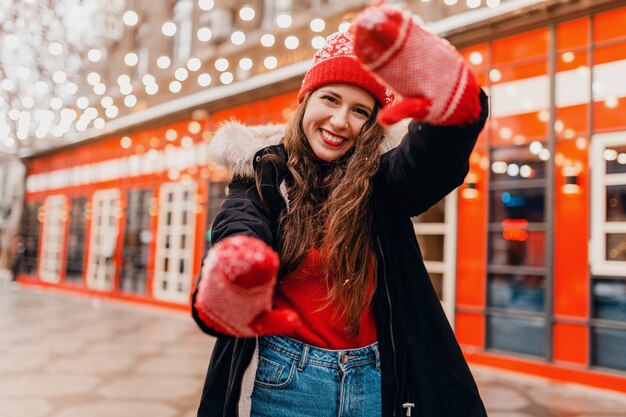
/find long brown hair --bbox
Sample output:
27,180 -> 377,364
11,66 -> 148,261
256,91 -> 386,335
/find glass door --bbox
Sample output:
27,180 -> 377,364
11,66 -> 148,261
65,197 -> 87,284
120,189 -> 152,294
39,195 -> 67,283
86,189 -> 121,291
153,181 -> 197,303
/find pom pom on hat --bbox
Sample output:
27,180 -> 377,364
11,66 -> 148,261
298,31 -> 393,106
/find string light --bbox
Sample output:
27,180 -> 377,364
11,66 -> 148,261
220,72 -> 234,84
239,58 -> 253,71
87,72 -> 101,86
124,95 -> 137,107
310,18 -> 325,32
197,73 -> 212,87
123,10 -> 139,26
197,27 -> 212,42
285,36 -> 299,50
261,34 -> 275,47
187,58 -> 201,71
276,14 -> 292,29
162,21 -> 177,36
101,96 -> 113,108
93,83 -> 106,95
120,84 -> 133,95
239,6 -> 255,21
231,31 -> 246,45
88,49 -> 102,62
175,67 -> 189,81
124,52 -> 139,66
169,80 -> 182,93
48,42 -> 63,55
312,36 -> 325,49
146,83 -> 159,95
215,58 -> 229,72
264,56 -> 278,70
94,118 -> 105,129
198,0 -> 214,11
52,71 -> 67,83
157,56 -> 171,69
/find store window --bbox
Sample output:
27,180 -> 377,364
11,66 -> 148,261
153,181 -> 197,303
120,189 -> 152,294
590,131 -> 626,371
487,144 -> 549,356
413,194 -> 457,323
18,201 -> 41,275
86,189 -> 121,291
38,195 -> 67,283
487,28 -> 550,357
64,197 -> 87,284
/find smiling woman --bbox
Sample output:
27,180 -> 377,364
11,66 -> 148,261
192,4 -> 487,417
302,84 -> 375,162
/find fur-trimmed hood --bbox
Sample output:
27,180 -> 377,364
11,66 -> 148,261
207,120 -> 409,178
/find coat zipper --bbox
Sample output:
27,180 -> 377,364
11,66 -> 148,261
376,235 -> 399,417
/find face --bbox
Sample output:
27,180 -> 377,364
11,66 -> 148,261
302,83 -> 375,162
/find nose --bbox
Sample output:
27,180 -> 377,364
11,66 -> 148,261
330,109 -> 349,132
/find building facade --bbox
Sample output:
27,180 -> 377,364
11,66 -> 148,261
15,0 -> 626,393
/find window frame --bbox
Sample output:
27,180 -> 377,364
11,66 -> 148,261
590,131 -> 626,276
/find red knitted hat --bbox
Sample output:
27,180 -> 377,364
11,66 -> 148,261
298,31 -> 393,106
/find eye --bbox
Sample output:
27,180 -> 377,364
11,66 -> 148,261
321,94 -> 337,104
353,107 -> 371,119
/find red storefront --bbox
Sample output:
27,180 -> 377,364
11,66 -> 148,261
18,2 -> 626,393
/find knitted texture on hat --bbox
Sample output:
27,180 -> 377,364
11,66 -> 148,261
353,6 -> 480,125
298,31 -> 393,106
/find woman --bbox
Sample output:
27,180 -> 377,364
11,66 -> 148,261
192,5 -> 489,417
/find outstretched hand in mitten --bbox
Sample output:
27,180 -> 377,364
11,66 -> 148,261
352,5 -> 481,126
194,235 -> 301,338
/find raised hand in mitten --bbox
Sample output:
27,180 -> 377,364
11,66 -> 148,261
352,5 -> 481,126
194,235 -> 301,338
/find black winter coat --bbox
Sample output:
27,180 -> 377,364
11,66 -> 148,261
192,91 -> 489,417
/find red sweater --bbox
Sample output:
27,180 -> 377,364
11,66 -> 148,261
273,249 -> 377,349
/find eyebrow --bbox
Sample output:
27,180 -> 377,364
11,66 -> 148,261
318,89 -> 374,113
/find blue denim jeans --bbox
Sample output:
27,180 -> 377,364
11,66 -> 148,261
250,335 -> 382,417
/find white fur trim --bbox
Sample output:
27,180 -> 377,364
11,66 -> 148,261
208,121 -> 284,177
207,120 -> 407,178
238,338 -> 259,417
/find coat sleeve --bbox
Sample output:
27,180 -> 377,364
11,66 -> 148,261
191,175 -> 275,337
209,176 -> 275,248
375,90 -> 488,218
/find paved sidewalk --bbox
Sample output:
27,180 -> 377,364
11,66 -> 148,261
1,283 -> 626,417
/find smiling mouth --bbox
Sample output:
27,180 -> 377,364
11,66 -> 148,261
320,129 -> 347,147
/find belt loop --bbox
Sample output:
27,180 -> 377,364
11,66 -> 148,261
372,344 -> 381,370
298,343 -> 310,372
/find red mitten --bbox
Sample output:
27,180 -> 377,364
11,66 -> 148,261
194,235 -> 301,337
352,5 -> 481,126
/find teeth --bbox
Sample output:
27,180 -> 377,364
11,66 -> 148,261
321,130 -> 344,144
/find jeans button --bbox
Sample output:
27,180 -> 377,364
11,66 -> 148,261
341,353 -> 349,364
